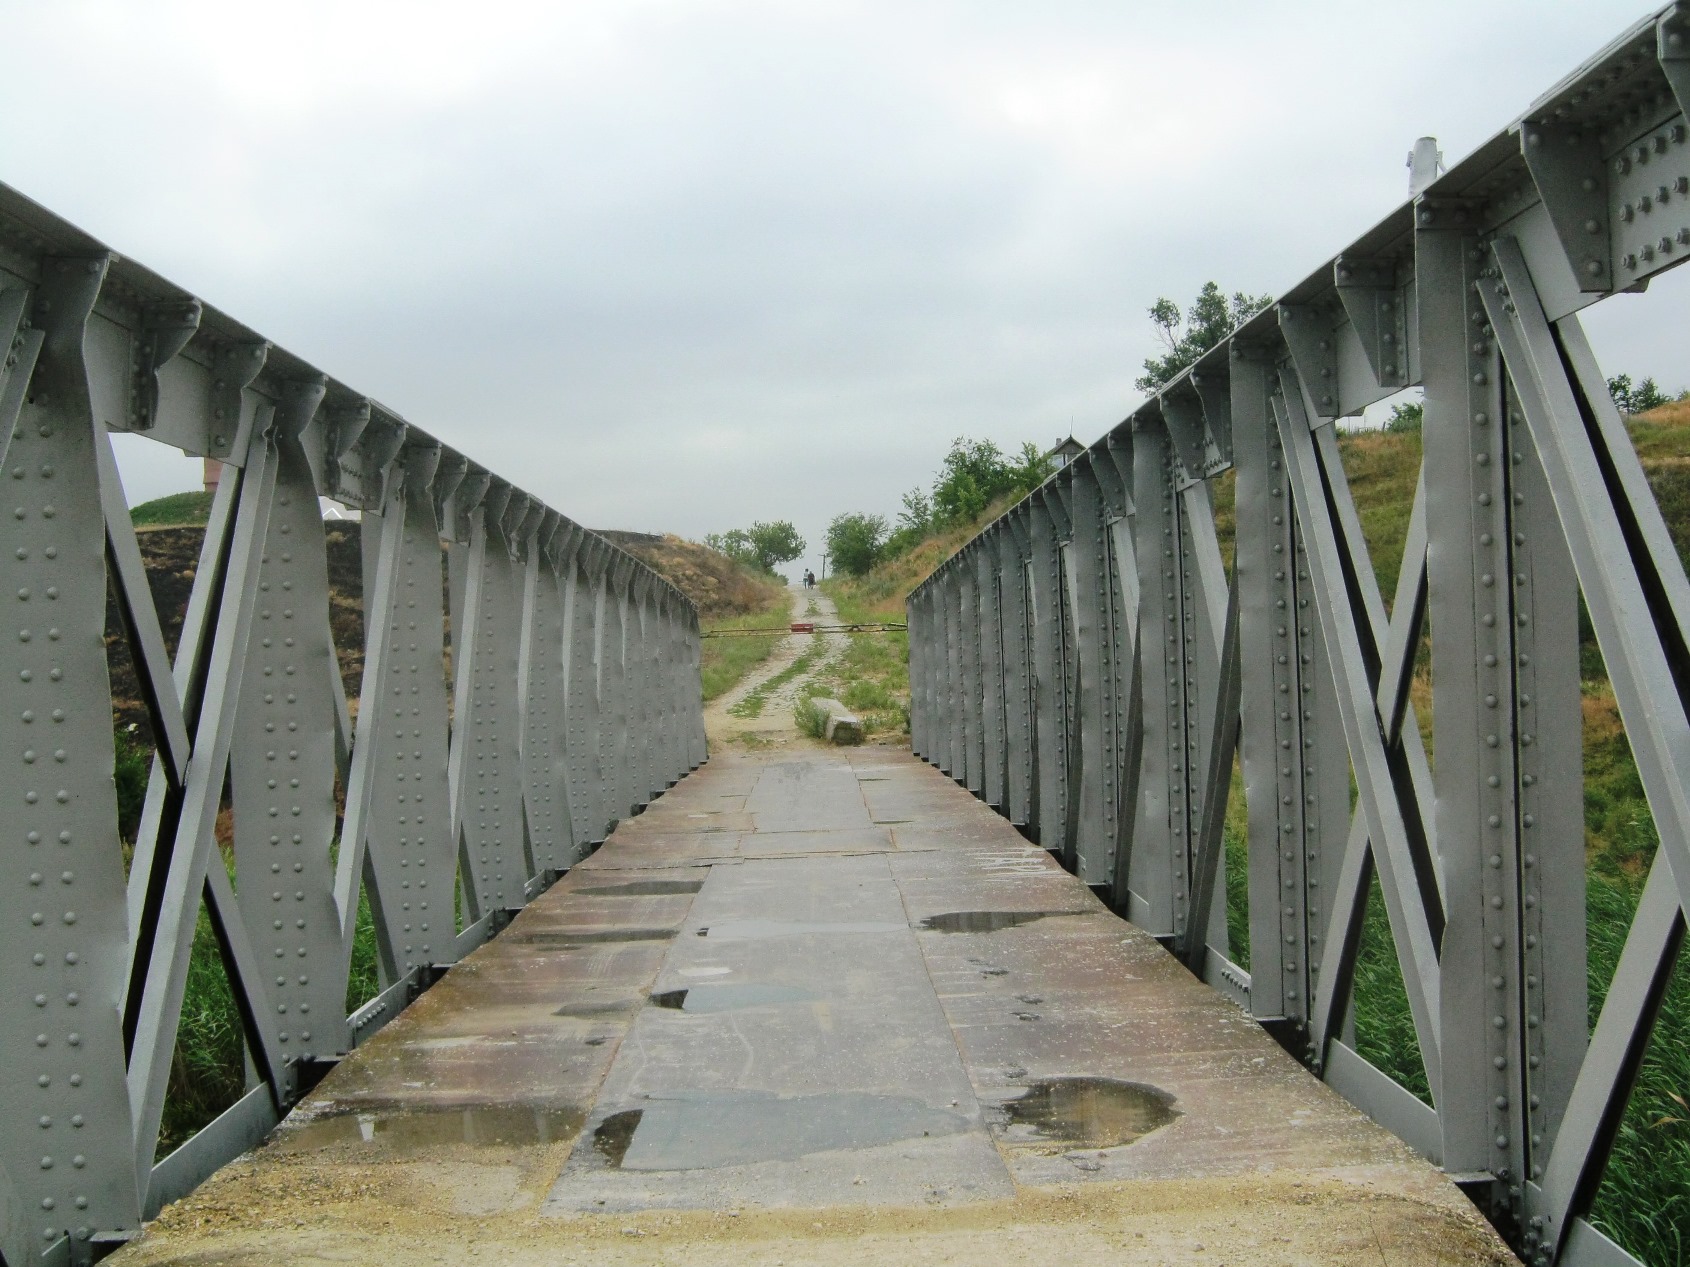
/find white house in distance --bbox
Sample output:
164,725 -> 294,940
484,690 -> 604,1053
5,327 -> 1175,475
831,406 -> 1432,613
1045,436 -> 1085,469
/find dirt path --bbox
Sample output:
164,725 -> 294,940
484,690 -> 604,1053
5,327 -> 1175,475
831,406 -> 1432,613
704,583 -> 849,749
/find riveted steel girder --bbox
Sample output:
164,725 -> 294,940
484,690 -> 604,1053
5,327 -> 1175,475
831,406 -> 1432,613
0,188 -> 701,1265
907,13 -> 1690,1264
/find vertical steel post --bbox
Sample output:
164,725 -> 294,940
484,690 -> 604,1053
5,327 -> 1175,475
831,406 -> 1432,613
1231,353 -> 1348,1030
0,255 -> 140,1265
999,516 -> 1035,827
975,538 -> 1007,810
1100,435 -> 1145,913
1421,206 -> 1584,1216
341,446 -> 454,982
232,431 -> 349,1061
1027,491 -> 1068,851
1066,455 -> 1112,884
941,565 -> 961,779
957,551 -> 980,794
1126,421 -> 1184,934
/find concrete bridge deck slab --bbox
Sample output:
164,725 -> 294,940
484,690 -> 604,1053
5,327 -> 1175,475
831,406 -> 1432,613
113,747 -> 1515,1266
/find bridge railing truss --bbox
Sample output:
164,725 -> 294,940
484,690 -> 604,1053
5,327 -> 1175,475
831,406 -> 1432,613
0,189 -> 705,1266
912,8 -> 1690,1265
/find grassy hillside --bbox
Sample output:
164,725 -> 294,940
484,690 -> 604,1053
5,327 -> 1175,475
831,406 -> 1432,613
595,530 -> 791,702
130,489 -> 214,527
596,529 -> 785,622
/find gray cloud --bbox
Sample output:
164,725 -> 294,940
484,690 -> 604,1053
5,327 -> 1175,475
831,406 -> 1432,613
2,0 -> 1679,579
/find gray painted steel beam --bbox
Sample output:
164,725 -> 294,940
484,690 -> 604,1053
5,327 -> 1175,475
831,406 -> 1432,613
905,14 -> 1690,1265
0,196 -> 700,1264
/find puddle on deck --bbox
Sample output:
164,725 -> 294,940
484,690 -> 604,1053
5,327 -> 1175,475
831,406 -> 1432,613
918,910 -> 1087,934
994,1078 -> 1177,1151
592,1110 -> 643,1167
278,1104 -> 586,1153
648,983 -> 820,1012
585,1091 -> 969,1171
575,879 -> 707,897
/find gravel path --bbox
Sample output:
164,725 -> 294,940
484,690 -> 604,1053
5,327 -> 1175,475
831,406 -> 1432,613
705,583 -> 848,749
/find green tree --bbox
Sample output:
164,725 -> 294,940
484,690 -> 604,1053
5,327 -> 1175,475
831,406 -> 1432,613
1136,282 -> 1274,393
826,512 -> 887,577
880,488 -> 933,559
1007,440 -> 1056,495
704,528 -> 755,567
746,520 -> 805,573
1608,373 -> 1671,416
896,488 -> 932,537
705,520 -> 805,574
933,437 -> 1012,525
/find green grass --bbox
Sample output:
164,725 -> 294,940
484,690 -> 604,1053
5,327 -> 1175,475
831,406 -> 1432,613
701,590 -> 790,702
728,648 -> 817,718
159,908 -> 246,1157
158,870 -> 381,1160
1585,872 -> 1690,1261
131,489 -> 215,527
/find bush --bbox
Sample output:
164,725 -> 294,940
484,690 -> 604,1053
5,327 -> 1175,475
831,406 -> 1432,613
930,438 -> 1053,527
1384,400 -> 1423,433
794,697 -> 829,739
1608,373 -> 1672,416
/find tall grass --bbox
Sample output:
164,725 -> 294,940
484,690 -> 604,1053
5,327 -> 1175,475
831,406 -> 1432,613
157,878 -> 381,1160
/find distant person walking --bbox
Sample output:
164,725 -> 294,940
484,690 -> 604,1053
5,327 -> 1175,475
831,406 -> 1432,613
803,569 -> 815,589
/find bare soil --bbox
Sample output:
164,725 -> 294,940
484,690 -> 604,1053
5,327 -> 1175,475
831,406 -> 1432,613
705,586 -> 857,750
122,1149 -> 1512,1266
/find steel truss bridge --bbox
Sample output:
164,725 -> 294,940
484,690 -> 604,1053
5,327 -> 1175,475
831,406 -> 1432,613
910,8 -> 1690,1265
0,161 -> 704,1264
0,7 -> 1687,1267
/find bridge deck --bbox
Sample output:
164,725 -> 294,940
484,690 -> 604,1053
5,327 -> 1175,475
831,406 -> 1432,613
116,748 -> 1513,1266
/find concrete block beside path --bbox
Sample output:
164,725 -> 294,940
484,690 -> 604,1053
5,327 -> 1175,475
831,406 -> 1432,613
815,697 -> 863,745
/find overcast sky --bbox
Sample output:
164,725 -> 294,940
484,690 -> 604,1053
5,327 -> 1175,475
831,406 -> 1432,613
1,0 -> 1681,580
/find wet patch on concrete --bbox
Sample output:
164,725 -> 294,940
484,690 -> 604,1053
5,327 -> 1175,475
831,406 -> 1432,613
277,1104 -> 586,1154
552,999 -> 641,1019
918,910 -> 1087,934
992,1078 -> 1178,1152
647,983 -> 819,1013
695,919 -> 907,941
575,879 -> 707,896
582,1091 -> 970,1171
511,927 -> 678,945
